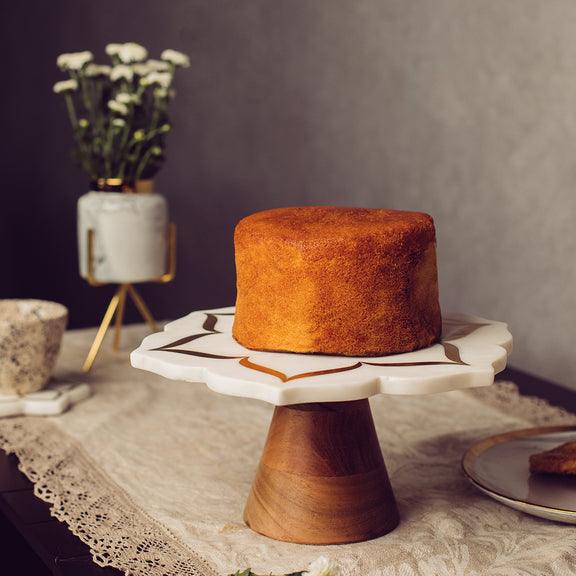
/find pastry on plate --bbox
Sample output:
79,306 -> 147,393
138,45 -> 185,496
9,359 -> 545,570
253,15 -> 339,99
529,441 -> 576,476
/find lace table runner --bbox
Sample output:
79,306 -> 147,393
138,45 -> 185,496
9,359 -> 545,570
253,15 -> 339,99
1,325 -> 575,576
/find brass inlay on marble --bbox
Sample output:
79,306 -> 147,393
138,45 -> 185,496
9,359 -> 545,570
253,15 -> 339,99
150,313 -> 485,383
239,358 -> 289,382
239,358 -> 364,383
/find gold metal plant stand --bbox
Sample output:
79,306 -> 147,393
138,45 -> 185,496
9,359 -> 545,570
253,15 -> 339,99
82,224 -> 177,372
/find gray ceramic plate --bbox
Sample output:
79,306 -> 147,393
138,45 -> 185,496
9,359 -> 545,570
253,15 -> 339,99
463,426 -> 576,523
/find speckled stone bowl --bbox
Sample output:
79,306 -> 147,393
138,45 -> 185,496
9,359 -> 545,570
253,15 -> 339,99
0,300 -> 68,395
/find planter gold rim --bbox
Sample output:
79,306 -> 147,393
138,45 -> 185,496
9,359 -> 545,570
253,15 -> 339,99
91,178 -> 154,193
462,425 -> 576,517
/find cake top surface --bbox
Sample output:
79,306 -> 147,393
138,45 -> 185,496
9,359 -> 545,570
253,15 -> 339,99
236,206 -> 435,242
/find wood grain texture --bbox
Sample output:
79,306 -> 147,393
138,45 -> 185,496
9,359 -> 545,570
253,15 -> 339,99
244,399 -> 399,544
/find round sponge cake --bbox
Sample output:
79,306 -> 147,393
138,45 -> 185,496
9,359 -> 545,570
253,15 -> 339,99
233,206 -> 441,356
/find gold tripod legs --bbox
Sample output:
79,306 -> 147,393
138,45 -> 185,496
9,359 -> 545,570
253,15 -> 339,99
82,224 -> 176,372
112,284 -> 128,352
82,288 -> 121,372
82,284 -> 159,372
127,284 -> 159,332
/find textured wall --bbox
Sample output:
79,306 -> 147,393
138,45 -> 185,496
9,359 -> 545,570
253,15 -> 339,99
3,1 -> 576,387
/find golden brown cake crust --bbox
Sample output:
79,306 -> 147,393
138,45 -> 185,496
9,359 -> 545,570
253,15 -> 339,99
233,206 -> 442,356
529,442 -> 576,476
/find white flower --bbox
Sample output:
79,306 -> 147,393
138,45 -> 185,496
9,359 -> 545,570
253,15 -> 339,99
161,49 -> 190,68
116,42 -> 148,63
108,100 -> 129,115
56,51 -> 93,71
78,118 -> 89,128
53,79 -> 78,93
107,41 -> 148,63
304,557 -> 341,576
85,64 -> 111,77
105,43 -> 123,57
140,71 -> 172,88
115,92 -> 140,105
115,92 -> 133,104
132,59 -> 170,76
147,59 -> 171,72
110,64 -> 134,82
112,118 -> 126,128
132,62 -> 151,76
133,59 -> 171,77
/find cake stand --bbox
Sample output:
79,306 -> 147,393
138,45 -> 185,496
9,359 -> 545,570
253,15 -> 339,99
131,307 -> 512,545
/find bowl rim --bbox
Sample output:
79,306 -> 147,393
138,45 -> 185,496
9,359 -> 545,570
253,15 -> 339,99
0,299 -> 68,324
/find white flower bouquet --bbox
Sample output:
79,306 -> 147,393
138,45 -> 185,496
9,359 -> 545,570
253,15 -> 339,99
54,42 -> 189,187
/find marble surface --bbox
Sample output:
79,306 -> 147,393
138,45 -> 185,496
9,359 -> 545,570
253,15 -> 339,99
131,307 -> 512,405
0,380 -> 91,417
77,191 -> 168,284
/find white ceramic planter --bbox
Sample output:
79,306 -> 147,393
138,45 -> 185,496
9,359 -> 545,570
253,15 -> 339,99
78,191 -> 168,284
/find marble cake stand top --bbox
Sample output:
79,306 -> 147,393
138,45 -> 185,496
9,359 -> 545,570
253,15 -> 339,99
130,307 -> 512,406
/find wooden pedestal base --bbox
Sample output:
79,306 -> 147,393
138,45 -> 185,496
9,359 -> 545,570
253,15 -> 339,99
244,399 -> 399,544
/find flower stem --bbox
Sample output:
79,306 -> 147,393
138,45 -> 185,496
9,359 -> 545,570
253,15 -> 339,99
64,93 -> 78,128
134,145 -> 156,182
65,93 -> 95,178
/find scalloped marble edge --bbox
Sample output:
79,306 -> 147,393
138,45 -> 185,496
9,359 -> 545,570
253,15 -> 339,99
0,380 -> 91,418
130,307 -> 512,406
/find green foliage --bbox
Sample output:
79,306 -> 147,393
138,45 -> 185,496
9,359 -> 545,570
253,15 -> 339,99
54,45 -> 188,185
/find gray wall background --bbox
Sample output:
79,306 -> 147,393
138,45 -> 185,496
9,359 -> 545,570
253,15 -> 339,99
2,1 -> 575,388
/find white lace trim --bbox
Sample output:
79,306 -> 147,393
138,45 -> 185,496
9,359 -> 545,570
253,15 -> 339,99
0,381 -> 573,576
467,381 -> 576,426
0,418 -> 218,576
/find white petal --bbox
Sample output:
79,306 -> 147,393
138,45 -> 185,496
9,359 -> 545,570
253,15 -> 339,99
160,48 -> 190,67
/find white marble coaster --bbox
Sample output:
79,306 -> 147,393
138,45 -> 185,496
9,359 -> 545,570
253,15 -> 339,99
0,380 -> 91,418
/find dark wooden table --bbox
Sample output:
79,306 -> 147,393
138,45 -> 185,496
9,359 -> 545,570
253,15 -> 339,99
0,367 -> 573,575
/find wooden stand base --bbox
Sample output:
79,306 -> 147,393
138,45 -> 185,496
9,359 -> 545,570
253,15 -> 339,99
244,399 -> 399,544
